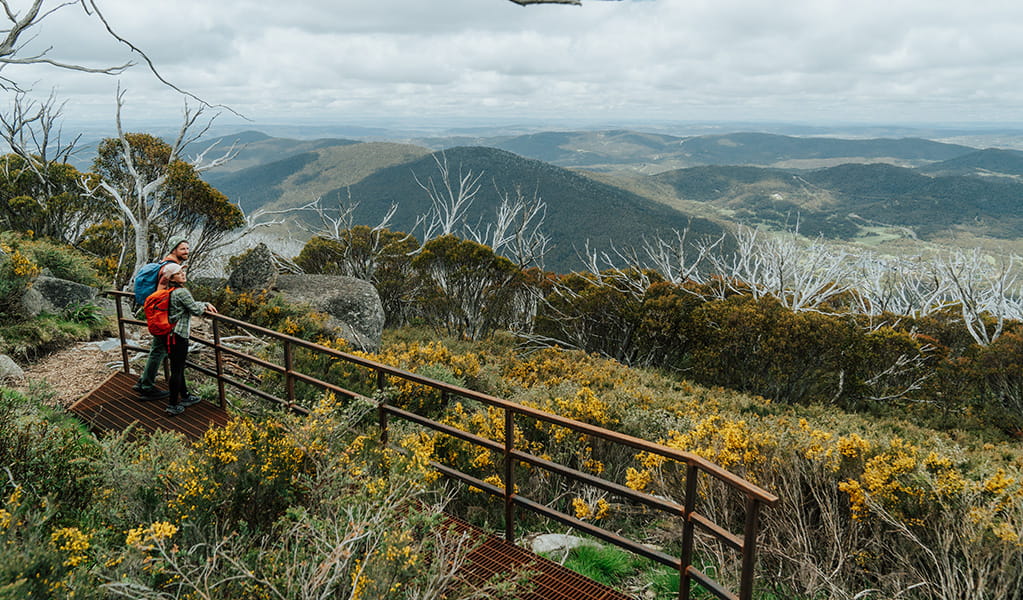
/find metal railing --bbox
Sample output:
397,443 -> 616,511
108,290 -> 778,600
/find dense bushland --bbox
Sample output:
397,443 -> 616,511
294,228 -> 1023,434
343,336 -> 1023,600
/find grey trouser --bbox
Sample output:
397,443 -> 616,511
137,333 -> 168,391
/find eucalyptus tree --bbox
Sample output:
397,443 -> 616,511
465,184 -> 551,272
413,152 -> 484,241
83,88 -> 241,276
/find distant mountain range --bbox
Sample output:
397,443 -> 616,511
197,129 -> 1023,271
414,130 -> 981,173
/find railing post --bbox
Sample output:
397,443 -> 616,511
283,339 -> 295,409
113,293 -> 130,373
211,316 -> 226,409
503,408 -> 516,543
377,370 -> 388,446
679,462 -> 699,600
739,496 -> 764,600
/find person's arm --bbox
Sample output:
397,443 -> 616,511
174,288 -> 210,317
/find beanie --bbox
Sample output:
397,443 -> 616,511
166,235 -> 188,255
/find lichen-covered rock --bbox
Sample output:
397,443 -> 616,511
227,243 -> 278,291
274,274 -> 384,352
32,275 -> 98,313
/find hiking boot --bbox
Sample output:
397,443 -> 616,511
164,404 -> 184,416
180,394 -> 201,407
138,388 -> 170,401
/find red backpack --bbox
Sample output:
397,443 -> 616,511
143,289 -> 176,336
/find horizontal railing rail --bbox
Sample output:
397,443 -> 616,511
107,289 -> 777,600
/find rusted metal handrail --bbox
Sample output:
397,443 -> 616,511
107,289 -> 778,600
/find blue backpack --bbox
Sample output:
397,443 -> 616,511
132,260 -> 172,305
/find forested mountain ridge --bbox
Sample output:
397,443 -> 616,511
316,146 -> 727,272
196,129 -> 1023,267
919,147 -> 1023,178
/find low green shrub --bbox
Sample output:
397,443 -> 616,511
19,237 -> 102,287
0,389 -> 101,515
0,314 -> 105,360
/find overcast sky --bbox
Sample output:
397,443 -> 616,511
9,0 -> 1023,132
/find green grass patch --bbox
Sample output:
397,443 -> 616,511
562,544 -> 636,586
0,312 -> 111,361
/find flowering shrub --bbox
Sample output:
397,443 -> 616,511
0,240 -> 39,318
167,417 -> 309,529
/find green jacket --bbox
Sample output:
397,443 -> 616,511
167,286 -> 210,339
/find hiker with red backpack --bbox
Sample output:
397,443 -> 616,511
148,262 -> 218,415
133,236 -> 191,400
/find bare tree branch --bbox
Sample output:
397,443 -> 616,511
413,151 -> 483,241
507,0 -> 582,5
0,0 -> 132,91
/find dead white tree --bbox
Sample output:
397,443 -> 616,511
413,152 -> 483,241
0,0 -> 133,90
507,0 -> 620,5
299,188 -> 391,243
508,0 -> 581,5
709,226 -> 855,312
641,227 -> 724,286
852,254 -> 952,319
297,189 -> 410,281
0,91 -> 106,244
938,249 -> 1022,346
0,91 -> 79,170
466,183 -> 550,270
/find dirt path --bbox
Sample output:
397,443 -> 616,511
12,338 -> 127,407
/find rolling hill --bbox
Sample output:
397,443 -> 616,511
201,131 -> 362,173
440,130 -> 980,173
204,142 -> 432,215
918,148 -> 1023,179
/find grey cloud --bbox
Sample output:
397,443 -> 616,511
14,0 -> 1023,125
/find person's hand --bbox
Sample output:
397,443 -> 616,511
206,304 -> 218,314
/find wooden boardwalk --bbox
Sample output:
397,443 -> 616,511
69,371 -> 230,441
69,371 -> 634,600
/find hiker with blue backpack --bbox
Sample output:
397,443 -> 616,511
132,235 -> 192,400
147,262 -> 217,415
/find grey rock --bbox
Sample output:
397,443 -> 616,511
92,295 -> 117,318
529,533 -> 599,555
275,274 -> 384,352
0,354 -> 25,382
33,275 -> 98,313
227,243 -> 277,291
17,286 -> 44,318
84,337 -> 124,352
